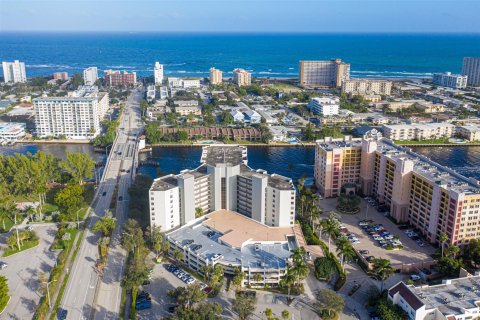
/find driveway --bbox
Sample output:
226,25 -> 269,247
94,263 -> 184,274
0,225 -> 58,319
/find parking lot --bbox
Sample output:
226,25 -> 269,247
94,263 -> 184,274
0,224 -> 58,319
320,198 -> 435,267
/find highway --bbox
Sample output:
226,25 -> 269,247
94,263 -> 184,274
60,88 -> 144,320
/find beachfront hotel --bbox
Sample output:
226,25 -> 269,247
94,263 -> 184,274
314,130 -> 480,247
2,60 -> 27,83
432,72 -> 468,89
341,79 -> 393,96
33,86 -> 109,139
83,67 -> 98,86
209,67 -> 223,85
299,59 -> 350,88
154,62 -> 164,85
462,57 -> 480,87
233,68 -> 252,86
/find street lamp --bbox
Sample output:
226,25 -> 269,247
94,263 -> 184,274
76,208 -> 83,230
46,279 -> 57,307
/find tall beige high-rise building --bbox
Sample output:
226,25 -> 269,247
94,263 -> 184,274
462,57 -> 480,87
209,67 -> 223,84
299,59 -> 350,88
233,68 -> 251,86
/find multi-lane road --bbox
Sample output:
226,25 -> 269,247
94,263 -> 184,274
60,88 -> 144,320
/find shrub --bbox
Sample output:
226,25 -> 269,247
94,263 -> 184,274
314,257 -> 336,280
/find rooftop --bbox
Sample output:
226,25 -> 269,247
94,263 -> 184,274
201,145 -> 248,167
396,276 -> 480,316
166,210 -> 298,269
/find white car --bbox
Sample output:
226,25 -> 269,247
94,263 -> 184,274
410,275 -> 421,281
26,226 -> 33,231
0,262 -> 7,269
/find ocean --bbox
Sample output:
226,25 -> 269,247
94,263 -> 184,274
0,32 -> 479,79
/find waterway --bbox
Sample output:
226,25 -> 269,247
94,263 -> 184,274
1,144 -> 480,182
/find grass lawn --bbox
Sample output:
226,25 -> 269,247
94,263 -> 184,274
3,239 -> 39,257
0,218 -> 15,233
50,228 -> 79,251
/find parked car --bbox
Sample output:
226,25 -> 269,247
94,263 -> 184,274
136,300 -> 151,310
359,250 -> 369,255
26,225 -> 33,231
0,262 -> 7,269
102,191 -> 107,196
410,275 -> 421,281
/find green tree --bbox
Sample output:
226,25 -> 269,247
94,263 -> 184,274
0,276 -> 9,312
195,207 -> 204,218
320,215 -> 340,251
281,310 -> 290,320
315,288 -> 345,317
232,267 -> 244,291
265,308 -> 273,319
121,219 -> 145,256
54,184 -> 85,218
314,257 -> 336,281
167,283 -> 207,310
377,296 -> 407,320
145,225 -> 166,260
60,151 -> 95,185
92,212 -> 116,237
145,122 -> 162,144
371,258 -> 395,291
279,270 -> 296,301
335,237 -> 355,271
233,292 -> 257,320
172,248 -> 185,264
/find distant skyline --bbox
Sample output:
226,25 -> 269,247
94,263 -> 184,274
1,0 -> 480,33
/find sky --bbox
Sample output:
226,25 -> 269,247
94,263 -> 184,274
1,0 -> 480,33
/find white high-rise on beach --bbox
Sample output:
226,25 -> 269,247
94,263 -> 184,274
154,62 -> 164,85
432,72 -> 467,89
83,67 -> 98,86
2,60 -> 27,83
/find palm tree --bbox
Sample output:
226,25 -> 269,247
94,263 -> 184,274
253,273 -> 263,286
172,248 -> 185,265
320,216 -> 339,252
335,237 -> 355,272
446,244 -> 460,259
439,232 -> 448,257
371,258 -> 395,291
279,270 -> 296,301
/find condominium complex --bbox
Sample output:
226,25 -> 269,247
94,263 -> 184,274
53,72 -> 69,81
154,62 -> 164,85
209,67 -> 223,85
166,210 -> 303,287
462,57 -> 480,87
389,276 -> 480,320
382,123 -> 455,141
341,79 -> 393,96
457,123 -> 480,141
104,70 -> 136,87
315,130 -> 480,247
2,60 -> 27,83
0,122 -> 26,141
299,59 -> 350,88
432,72 -> 467,89
308,97 -> 340,116
168,77 -> 201,89
33,86 -> 109,139
233,68 -> 252,86
83,67 -> 98,86
149,145 -> 296,232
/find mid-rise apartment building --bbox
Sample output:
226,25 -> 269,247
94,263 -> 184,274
299,59 -> 350,88
149,145 -> 296,232
168,77 -> 201,89
308,97 -> 340,116
233,69 -> 252,86
341,79 -> 392,96
2,60 -> 27,83
154,62 -> 164,85
210,67 -> 223,85
315,129 -> 480,247
457,123 -> 480,141
432,72 -> 468,89
83,67 -> 98,86
53,72 -> 69,81
382,123 -> 455,141
104,70 -> 136,87
33,86 -> 108,139
462,57 -> 480,87
389,276 -> 480,320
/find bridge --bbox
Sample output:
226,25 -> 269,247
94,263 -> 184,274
59,88 -> 144,320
